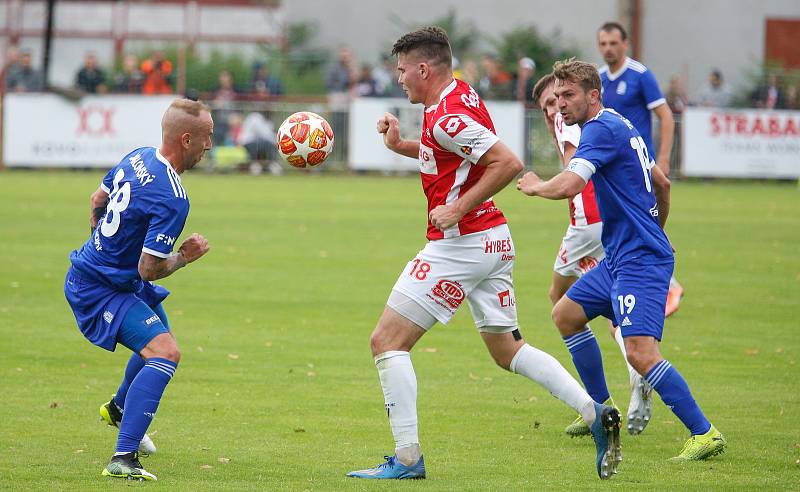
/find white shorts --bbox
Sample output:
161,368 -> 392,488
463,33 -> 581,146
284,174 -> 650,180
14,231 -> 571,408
390,223 -> 518,332
553,222 -> 605,278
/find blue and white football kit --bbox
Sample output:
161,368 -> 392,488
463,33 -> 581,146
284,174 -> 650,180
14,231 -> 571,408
65,147 -> 188,352
599,57 -> 665,158
64,146 -> 188,455
561,109 -> 711,437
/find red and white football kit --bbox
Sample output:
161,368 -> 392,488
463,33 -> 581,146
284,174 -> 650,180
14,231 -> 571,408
389,79 -> 518,331
553,112 -> 605,277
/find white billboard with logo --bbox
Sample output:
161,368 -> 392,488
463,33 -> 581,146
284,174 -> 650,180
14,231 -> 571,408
349,97 -> 525,171
3,94 -> 175,167
683,107 -> 800,178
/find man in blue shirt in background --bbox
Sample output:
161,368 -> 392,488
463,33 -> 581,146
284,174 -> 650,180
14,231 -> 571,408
64,98 -> 213,481
517,59 -> 726,462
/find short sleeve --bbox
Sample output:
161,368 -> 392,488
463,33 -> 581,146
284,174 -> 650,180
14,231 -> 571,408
556,116 -> 581,153
641,70 -> 666,110
100,166 -> 117,194
432,114 -> 499,164
142,196 -> 189,258
568,121 -> 616,182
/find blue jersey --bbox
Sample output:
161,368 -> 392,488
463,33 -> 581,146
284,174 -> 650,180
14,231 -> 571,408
70,147 -> 190,292
567,109 -> 672,270
599,57 -> 665,157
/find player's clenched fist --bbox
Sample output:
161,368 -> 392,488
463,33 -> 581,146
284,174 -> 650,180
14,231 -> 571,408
377,112 -> 401,151
179,233 -> 210,263
517,171 -> 543,196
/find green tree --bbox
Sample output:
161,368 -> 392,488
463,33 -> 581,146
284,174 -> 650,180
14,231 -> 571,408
491,25 -> 580,76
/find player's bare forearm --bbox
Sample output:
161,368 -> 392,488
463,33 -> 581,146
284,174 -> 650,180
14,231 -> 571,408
138,251 -> 188,281
654,104 -> 674,175
651,165 -> 671,228
138,233 -> 210,281
389,139 -> 420,159
519,170 -> 585,200
457,142 -> 522,212
89,187 -> 109,231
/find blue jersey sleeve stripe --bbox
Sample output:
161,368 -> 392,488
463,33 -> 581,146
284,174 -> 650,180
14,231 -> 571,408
142,246 -> 170,259
646,97 -> 666,110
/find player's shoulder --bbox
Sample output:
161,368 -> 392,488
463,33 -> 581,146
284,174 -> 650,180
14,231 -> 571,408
440,79 -> 483,115
599,64 -> 609,76
626,58 -> 649,74
582,110 -> 620,138
135,147 -> 189,203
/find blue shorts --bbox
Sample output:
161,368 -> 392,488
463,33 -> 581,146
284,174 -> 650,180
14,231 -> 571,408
566,258 -> 674,341
64,267 -> 170,352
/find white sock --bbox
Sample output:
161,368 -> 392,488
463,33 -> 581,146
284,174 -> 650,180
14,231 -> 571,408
375,351 -> 419,465
510,343 -> 596,424
613,327 -> 637,386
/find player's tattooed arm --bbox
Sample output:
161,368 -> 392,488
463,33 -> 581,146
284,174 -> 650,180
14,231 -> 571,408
89,186 -> 109,232
651,165 -> 671,228
139,233 -> 210,281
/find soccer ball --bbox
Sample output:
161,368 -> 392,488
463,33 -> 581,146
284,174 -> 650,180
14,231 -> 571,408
276,112 -> 334,168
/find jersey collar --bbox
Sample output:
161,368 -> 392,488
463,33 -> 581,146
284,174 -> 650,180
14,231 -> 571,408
155,148 -> 181,180
425,78 -> 457,113
605,57 -> 630,82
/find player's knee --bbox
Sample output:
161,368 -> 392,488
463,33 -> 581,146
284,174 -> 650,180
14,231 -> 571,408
551,304 -> 571,332
625,350 -> 656,374
369,327 -> 389,356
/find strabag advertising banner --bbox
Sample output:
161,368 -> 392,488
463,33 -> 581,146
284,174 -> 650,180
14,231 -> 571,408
683,107 -> 800,178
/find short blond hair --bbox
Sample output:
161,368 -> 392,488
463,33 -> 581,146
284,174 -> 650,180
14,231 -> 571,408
553,58 -> 601,94
167,98 -> 210,117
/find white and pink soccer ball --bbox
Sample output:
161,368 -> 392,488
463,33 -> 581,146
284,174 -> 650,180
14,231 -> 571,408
276,111 -> 335,168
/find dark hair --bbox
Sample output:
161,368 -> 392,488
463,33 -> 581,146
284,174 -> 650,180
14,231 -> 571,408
553,58 -> 602,95
599,21 -> 627,41
391,26 -> 452,68
531,73 -> 556,105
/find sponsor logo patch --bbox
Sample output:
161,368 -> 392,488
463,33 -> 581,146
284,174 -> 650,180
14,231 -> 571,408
144,314 -> 160,326
431,279 -> 465,309
103,311 -> 114,323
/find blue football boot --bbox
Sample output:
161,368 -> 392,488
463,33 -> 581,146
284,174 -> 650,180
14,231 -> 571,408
347,455 -> 426,480
590,402 -> 622,479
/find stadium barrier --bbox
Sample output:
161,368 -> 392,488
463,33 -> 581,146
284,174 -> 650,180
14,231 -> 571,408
5,94 -> 796,179
682,107 -> 800,179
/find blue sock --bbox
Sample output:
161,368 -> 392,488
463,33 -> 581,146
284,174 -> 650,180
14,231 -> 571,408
113,353 -> 146,411
646,360 -> 711,436
563,328 -> 610,403
116,358 -> 177,453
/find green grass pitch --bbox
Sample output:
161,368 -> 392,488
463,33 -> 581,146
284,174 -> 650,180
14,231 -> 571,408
0,171 -> 798,490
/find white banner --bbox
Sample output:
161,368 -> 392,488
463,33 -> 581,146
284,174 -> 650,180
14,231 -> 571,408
683,107 -> 800,178
348,97 -> 525,171
3,94 -> 175,167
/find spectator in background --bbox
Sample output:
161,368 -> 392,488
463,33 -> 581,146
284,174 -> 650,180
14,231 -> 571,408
666,75 -> 689,114
785,84 -> 799,110
515,56 -> 536,105
372,54 -> 404,97
241,111 -> 276,163
354,63 -> 377,97
112,54 -> 144,94
696,69 -> 731,108
250,61 -> 283,98
3,44 -> 21,89
75,52 -> 107,94
325,47 -> 356,150
751,73 -> 785,109
211,70 -> 238,146
7,49 -> 43,92
479,54 -> 513,100
458,58 -> 480,88
141,51 -> 173,95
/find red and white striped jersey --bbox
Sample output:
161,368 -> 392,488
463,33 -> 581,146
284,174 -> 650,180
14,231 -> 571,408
419,79 -> 507,240
554,112 -> 602,227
